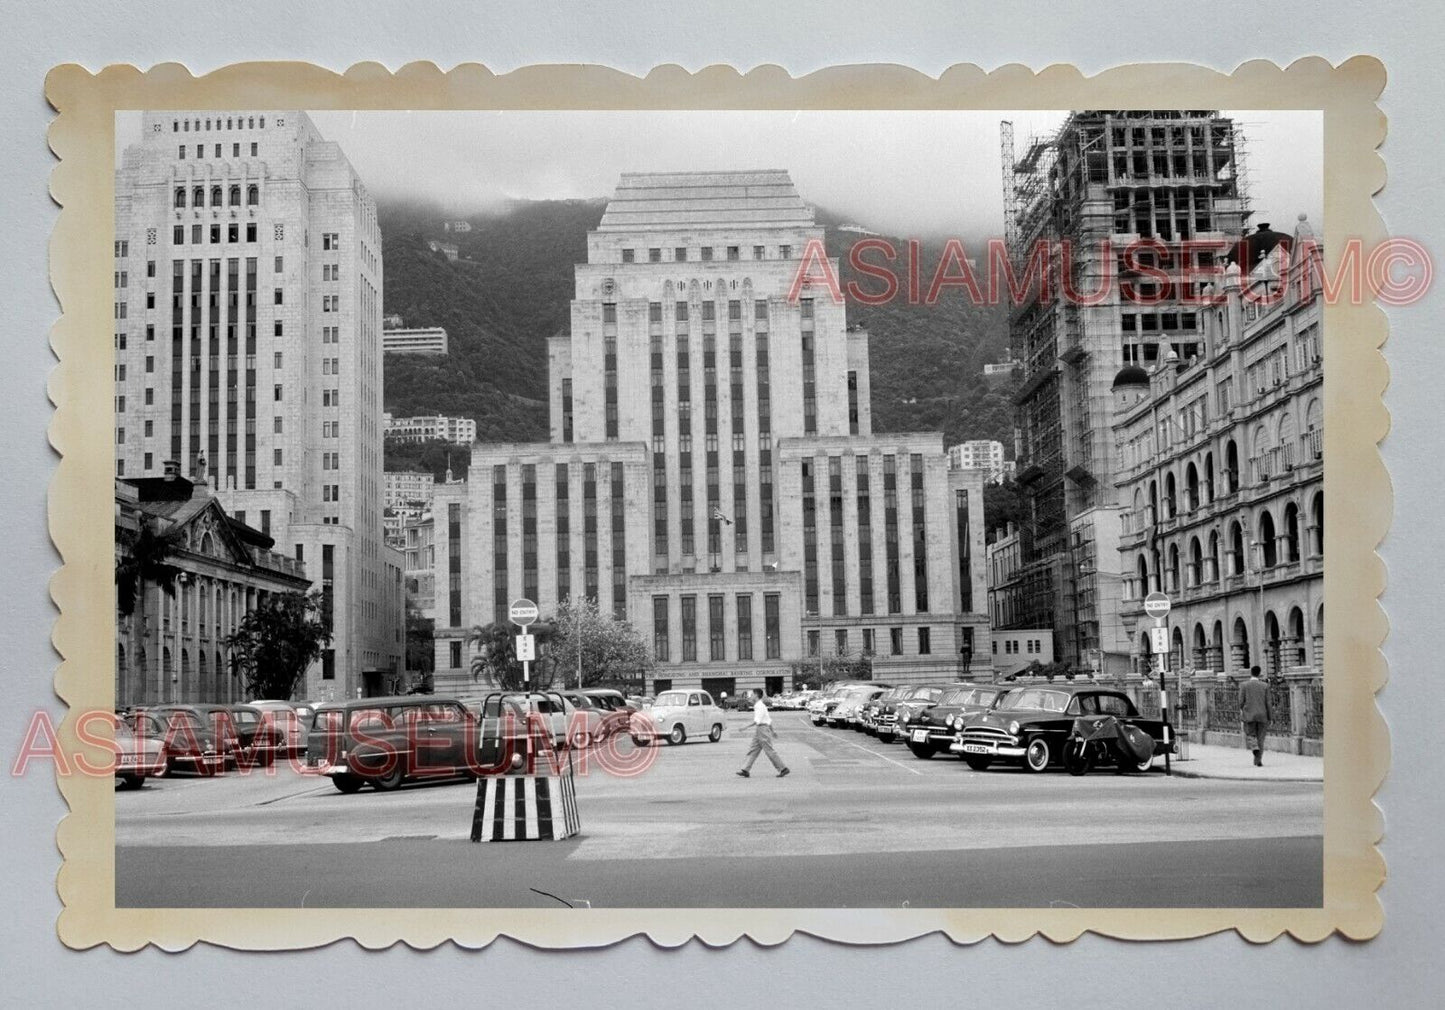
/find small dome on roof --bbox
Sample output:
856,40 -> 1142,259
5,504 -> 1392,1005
1112,364 -> 1150,390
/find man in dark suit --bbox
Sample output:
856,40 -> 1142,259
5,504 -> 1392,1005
1238,665 -> 1272,766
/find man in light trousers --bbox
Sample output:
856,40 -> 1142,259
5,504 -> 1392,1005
736,690 -> 789,778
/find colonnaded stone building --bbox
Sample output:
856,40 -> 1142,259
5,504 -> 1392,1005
113,111 -> 404,701
1111,216 -> 1323,679
433,171 -> 990,696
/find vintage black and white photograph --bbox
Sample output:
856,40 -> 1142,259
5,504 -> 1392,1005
102,103 -> 1335,911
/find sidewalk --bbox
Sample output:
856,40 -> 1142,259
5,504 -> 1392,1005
1165,741 -> 1323,782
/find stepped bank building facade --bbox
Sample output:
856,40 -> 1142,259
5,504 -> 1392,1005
433,171 -> 990,696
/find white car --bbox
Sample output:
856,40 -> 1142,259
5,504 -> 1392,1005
634,689 -> 726,746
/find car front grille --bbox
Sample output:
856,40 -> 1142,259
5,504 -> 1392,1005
959,726 -> 1015,745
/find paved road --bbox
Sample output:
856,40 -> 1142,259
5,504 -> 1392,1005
116,711 -> 1323,907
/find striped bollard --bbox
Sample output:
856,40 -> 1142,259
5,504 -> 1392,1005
470,768 -> 581,842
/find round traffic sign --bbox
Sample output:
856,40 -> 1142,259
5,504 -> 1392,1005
508,598 -> 540,626
1143,592 -> 1171,619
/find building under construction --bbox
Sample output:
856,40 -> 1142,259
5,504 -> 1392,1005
1000,111 -> 1251,668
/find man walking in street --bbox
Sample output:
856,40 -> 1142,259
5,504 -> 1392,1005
1239,665 -> 1272,767
736,690 -> 789,778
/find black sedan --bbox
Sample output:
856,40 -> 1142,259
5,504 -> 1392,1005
950,685 -> 1172,773
900,684 -> 1007,758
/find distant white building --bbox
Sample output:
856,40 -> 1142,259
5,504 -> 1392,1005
381,326 -> 448,355
385,414 -> 476,445
384,470 -> 435,511
947,439 -> 1012,484
427,239 -> 459,261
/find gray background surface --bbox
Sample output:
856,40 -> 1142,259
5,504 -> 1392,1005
1,1 -> 1439,1002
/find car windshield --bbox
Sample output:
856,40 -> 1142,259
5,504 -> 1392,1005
231,709 -> 258,725
655,691 -> 688,707
1002,689 -> 1071,713
910,687 -> 941,702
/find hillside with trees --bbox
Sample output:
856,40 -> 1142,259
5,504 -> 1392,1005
379,198 -> 1018,470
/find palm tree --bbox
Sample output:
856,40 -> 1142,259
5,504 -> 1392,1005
115,519 -> 183,704
466,619 -> 558,690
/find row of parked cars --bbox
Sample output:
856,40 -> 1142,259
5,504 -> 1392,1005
805,680 -> 1173,774
116,688 -> 729,794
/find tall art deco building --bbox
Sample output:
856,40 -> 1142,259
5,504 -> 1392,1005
114,111 -> 404,701
433,171 -> 990,696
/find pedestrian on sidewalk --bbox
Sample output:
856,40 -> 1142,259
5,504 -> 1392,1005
736,690 -> 790,778
1239,665 -> 1272,767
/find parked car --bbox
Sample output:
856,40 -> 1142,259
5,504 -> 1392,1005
114,712 -> 167,788
580,688 -> 641,741
635,689 -> 726,746
950,686 -> 1173,773
878,685 -> 947,743
247,699 -> 315,756
829,685 -> 890,728
808,682 -> 870,725
900,684 -> 1008,757
860,685 -> 913,734
135,706 -> 227,776
306,696 -> 478,793
225,704 -> 285,766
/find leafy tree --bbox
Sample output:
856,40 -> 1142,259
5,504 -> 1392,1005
984,478 -> 1025,541
790,650 -> 874,689
115,521 -> 183,618
467,620 -> 559,691
224,591 -> 333,701
551,597 -> 652,691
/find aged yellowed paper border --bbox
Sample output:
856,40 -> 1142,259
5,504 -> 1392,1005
48,58 -> 1388,949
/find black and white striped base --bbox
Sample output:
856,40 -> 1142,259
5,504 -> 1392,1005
470,772 -> 581,842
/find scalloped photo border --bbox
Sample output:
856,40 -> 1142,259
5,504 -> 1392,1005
45,58 -> 1389,950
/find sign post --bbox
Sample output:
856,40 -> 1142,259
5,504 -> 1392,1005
508,598 -> 540,688
1143,592 -> 1172,776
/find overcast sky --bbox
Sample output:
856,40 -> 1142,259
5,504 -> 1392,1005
118,109 -> 1321,238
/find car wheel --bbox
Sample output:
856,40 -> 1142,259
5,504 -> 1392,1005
907,742 -> 935,759
1023,737 -> 1051,773
1064,741 -> 1093,777
631,734 -> 653,748
667,725 -> 686,746
332,774 -> 364,794
964,755 -> 993,772
709,724 -> 723,743
371,764 -> 405,791
118,773 -> 144,790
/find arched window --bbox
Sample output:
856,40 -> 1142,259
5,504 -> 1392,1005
174,186 -> 186,208
1192,623 -> 1209,670
1253,423 -> 1272,482
1188,536 -> 1203,587
1304,398 -> 1323,461
162,646 -> 173,702
1259,509 -> 1278,568
1231,616 -> 1251,670
198,650 -> 209,703
1310,490 -> 1324,556
1185,462 -> 1199,511
1164,472 -> 1178,518
1148,480 -> 1159,525
1207,529 -> 1221,582
1288,606 -> 1307,666
210,185 -> 222,207
192,185 -> 205,208
1229,521 -> 1245,576
1283,502 -> 1301,562
1279,412 -> 1298,467
1171,626 -> 1186,672
1211,621 -> 1225,673
1204,452 -> 1215,501
1136,554 -> 1150,597
229,185 -> 241,207
1166,543 -> 1180,592
247,184 -> 259,206
1225,440 -> 1240,493
1264,611 -> 1282,676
